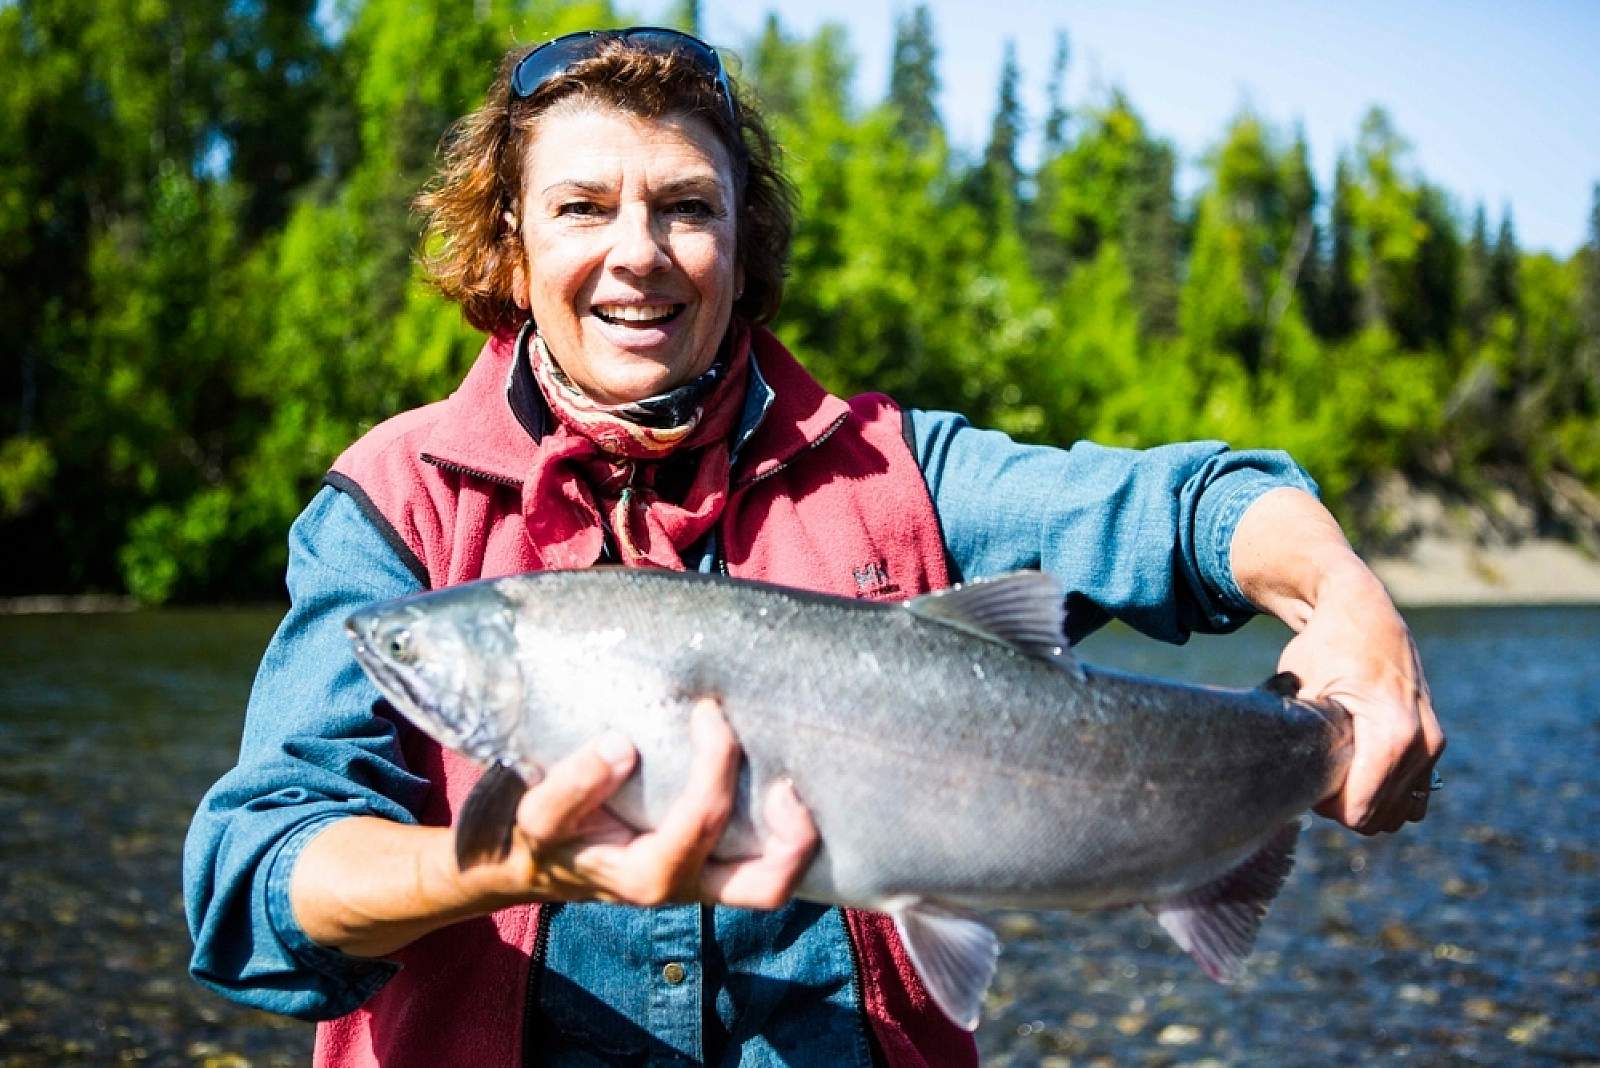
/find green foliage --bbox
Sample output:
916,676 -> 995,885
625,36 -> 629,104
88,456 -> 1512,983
2,1 -> 1596,600
888,5 -> 940,149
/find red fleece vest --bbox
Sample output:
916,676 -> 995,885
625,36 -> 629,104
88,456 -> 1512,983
316,327 -> 975,1068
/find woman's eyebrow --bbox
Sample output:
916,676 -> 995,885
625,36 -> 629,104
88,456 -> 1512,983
541,179 -> 612,198
653,176 -> 727,199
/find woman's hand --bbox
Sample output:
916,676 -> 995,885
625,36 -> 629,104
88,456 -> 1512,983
488,698 -> 818,907
1275,564 -> 1444,834
1231,487 -> 1446,836
291,699 -> 817,959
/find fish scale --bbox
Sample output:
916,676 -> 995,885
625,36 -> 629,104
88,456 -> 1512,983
347,566 -> 1351,1030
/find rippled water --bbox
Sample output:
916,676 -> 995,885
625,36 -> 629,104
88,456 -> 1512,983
1,605 -> 1596,1066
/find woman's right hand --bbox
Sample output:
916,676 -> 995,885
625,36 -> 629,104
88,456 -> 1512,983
292,700 -> 817,960
483,698 -> 819,909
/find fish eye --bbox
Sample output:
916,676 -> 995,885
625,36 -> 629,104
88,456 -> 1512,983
385,629 -> 414,662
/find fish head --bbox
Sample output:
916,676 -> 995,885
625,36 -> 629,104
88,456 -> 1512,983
345,586 -> 526,764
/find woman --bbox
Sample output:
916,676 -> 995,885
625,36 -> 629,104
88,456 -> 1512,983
185,28 -> 1444,1068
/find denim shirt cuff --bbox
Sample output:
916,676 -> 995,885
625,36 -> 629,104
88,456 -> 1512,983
265,814 -> 401,1011
1195,467 -> 1312,615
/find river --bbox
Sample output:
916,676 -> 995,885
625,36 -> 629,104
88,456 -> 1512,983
1,605 -> 1596,1066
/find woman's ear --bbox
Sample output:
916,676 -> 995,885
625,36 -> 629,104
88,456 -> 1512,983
505,211 -> 529,310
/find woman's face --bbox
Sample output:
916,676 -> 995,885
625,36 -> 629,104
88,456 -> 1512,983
512,104 -> 742,405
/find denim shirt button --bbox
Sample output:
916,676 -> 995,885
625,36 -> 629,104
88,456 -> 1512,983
661,961 -> 688,985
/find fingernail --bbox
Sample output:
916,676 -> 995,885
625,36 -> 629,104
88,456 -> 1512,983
771,779 -> 804,819
691,699 -> 723,735
594,730 -> 634,770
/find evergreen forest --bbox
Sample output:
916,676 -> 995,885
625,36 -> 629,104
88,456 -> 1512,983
4,0 -> 1599,602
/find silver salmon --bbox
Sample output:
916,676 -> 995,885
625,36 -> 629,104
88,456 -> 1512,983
346,568 -> 1351,1030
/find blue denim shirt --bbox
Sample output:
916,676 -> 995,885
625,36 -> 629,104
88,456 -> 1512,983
183,362 -> 1316,1063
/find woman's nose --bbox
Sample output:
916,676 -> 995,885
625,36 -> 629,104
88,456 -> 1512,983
608,206 -> 671,277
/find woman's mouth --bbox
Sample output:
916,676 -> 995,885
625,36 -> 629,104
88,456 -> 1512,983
592,303 -> 684,326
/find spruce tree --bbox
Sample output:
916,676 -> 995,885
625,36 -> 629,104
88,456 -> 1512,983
1280,126 -> 1320,322
1490,209 -> 1521,322
664,0 -> 701,36
1461,204 -> 1492,343
1320,157 -> 1360,339
1124,142 -> 1181,338
1043,30 -> 1070,157
1583,184 -> 1600,348
889,5 -> 941,149
975,39 -> 1023,209
1575,183 -> 1600,413
750,14 -> 802,123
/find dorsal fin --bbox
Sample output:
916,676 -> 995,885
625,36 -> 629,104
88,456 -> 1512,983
1259,671 -> 1301,699
905,571 -> 1082,677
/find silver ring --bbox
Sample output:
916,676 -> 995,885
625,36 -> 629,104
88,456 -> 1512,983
1410,769 -> 1444,802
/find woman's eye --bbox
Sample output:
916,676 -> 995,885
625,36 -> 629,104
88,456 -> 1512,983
557,201 -> 601,217
667,199 -> 715,219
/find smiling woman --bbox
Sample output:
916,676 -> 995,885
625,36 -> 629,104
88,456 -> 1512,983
511,107 -> 742,404
184,24 -> 1442,1068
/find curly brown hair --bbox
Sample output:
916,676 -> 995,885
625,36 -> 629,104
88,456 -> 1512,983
415,36 -> 795,336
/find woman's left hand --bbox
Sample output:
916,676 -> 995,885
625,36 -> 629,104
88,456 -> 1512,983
1276,564 -> 1445,834
1230,487 -> 1446,836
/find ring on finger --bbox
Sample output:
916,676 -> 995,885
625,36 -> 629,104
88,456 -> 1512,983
1409,768 -> 1444,801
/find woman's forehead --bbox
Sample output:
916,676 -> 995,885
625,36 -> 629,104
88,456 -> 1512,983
522,104 -> 735,193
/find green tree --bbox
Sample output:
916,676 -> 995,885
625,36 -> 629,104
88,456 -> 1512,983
1489,210 -> 1521,325
1320,157 -> 1360,340
1460,204 -> 1493,343
1042,30 -> 1070,156
663,0 -> 701,35
748,13 -> 804,123
973,39 -> 1024,211
888,5 -> 940,149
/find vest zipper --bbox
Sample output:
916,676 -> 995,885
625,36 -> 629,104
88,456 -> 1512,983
841,910 -> 889,1068
731,412 -> 849,492
420,452 -> 524,489
521,903 -> 556,1068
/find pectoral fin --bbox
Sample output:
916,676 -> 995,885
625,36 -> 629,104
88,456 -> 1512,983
1152,821 -> 1300,982
888,898 -> 1000,1031
455,761 -> 527,868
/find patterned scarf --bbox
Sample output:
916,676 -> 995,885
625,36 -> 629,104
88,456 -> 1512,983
521,322 -> 752,570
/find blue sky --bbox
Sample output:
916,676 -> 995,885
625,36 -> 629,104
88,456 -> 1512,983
643,0 -> 1600,255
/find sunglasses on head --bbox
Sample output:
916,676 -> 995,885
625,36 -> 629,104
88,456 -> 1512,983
509,27 -> 736,125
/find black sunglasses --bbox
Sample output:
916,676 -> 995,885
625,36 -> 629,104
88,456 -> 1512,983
509,27 -> 736,125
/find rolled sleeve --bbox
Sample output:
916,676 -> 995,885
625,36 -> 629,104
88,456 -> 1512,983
183,485 -> 428,1019
909,410 -> 1318,644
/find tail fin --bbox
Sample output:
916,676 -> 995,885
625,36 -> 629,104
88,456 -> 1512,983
1150,821 -> 1300,982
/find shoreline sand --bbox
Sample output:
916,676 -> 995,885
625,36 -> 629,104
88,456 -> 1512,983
1369,535 -> 1600,607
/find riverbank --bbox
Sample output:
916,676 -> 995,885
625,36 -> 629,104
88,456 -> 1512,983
1355,472 -> 1600,606
1371,535 -> 1600,606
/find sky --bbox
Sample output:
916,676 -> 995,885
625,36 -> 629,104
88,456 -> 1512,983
641,0 -> 1600,256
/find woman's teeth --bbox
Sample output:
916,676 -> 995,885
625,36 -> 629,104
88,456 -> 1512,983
594,304 -> 682,325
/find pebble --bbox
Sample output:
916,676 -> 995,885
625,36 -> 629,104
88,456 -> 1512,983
1156,1023 -> 1203,1046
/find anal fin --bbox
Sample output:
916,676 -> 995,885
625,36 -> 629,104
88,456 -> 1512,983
456,761 -> 527,869
888,898 -> 1000,1032
1152,821 -> 1300,983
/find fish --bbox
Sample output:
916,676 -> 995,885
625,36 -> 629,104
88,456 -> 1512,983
346,567 -> 1352,1030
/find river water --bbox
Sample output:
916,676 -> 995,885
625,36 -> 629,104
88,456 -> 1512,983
0,605 -> 1596,1066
